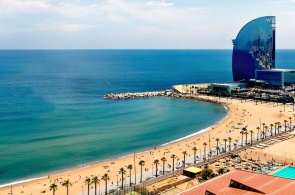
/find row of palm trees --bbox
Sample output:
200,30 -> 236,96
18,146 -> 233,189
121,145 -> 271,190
238,119 -> 293,147
49,173 -> 110,195
49,118 -> 293,195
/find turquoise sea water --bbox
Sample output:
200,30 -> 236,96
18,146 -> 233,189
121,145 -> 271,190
273,166 -> 295,179
0,50 -> 294,185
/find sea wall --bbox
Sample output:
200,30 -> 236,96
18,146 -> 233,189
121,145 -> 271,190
171,93 -> 227,106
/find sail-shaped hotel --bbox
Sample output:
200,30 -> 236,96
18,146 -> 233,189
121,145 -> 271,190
211,16 -> 295,92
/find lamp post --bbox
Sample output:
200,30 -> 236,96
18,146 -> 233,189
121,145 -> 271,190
82,186 -> 84,195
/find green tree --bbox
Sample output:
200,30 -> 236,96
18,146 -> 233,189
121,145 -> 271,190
49,183 -> 58,195
62,179 -> 72,195
85,177 -> 91,195
127,164 -> 133,186
218,168 -> 225,175
154,159 -> 159,177
161,157 -> 167,175
91,175 -> 100,195
101,173 -> 110,195
119,167 -> 126,189
139,160 -> 145,183
200,168 -> 214,180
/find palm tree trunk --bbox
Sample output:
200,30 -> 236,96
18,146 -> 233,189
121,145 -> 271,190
67,187 -> 69,195
156,164 -> 158,177
129,169 -> 132,186
217,142 -> 219,155
172,158 -> 175,171
121,173 -> 124,189
88,184 -> 90,195
194,150 -> 196,163
105,180 -> 107,195
140,166 -> 143,183
163,162 -> 165,175
94,183 -> 97,195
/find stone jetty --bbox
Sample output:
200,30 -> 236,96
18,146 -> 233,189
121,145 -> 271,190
105,90 -> 172,99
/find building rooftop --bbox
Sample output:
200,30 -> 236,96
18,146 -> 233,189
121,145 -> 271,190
256,69 -> 295,72
179,170 -> 295,195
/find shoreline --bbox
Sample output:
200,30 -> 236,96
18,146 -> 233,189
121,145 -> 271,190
1,92 -> 293,195
0,95 -> 229,188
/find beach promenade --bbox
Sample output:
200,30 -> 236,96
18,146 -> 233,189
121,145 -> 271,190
1,87 -> 295,195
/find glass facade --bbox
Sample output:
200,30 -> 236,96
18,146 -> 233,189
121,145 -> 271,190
255,70 -> 282,86
232,16 -> 276,82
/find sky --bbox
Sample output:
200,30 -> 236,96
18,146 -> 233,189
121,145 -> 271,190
0,0 -> 295,49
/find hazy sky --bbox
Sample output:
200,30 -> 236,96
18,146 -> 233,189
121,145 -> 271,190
0,0 -> 295,49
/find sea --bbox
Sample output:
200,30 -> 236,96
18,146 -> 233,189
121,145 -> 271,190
0,49 -> 294,185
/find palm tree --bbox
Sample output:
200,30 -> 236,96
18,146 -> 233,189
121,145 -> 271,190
270,124 -> 274,136
244,131 -> 248,145
182,151 -> 187,167
215,138 -> 220,155
91,176 -> 100,195
119,167 -> 126,189
240,131 -> 244,146
223,139 -> 227,152
154,159 -> 159,177
250,130 -> 254,145
101,173 -> 110,195
139,160 -> 145,183
256,127 -> 260,141
127,164 -> 133,186
289,117 -> 292,130
264,126 -> 268,138
161,157 -> 167,175
49,183 -> 58,195
85,177 -> 91,195
171,154 -> 177,171
284,120 -> 288,131
203,142 -> 207,161
192,147 -> 197,164
62,179 -> 72,195
228,137 -> 232,151
278,122 -> 281,133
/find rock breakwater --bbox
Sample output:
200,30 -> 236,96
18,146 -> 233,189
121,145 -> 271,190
105,90 -> 172,99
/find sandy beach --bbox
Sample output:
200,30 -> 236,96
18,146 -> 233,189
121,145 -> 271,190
1,94 -> 294,195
